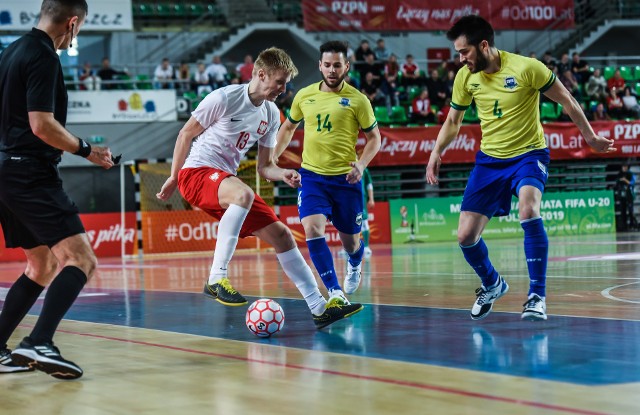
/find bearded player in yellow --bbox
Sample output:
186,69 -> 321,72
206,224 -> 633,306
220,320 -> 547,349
427,15 -> 615,321
276,41 -> 381,304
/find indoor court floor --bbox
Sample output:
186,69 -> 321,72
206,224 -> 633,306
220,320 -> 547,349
1,233 -> 639,414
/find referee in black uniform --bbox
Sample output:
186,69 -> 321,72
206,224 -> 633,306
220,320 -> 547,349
0,0 -> 114,380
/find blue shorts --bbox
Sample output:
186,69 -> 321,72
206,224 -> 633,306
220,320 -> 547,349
461,149 -> 550,218
298,168 -> 363,234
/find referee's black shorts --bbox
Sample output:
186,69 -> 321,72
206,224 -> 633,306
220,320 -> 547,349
0,153 -> 85,249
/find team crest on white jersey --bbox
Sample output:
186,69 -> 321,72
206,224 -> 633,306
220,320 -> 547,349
504,76 -> 518,89
257,120 -> 268,135
209,172 -> 220,182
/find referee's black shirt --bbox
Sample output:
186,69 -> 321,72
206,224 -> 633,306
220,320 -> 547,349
0,28 -> 68,162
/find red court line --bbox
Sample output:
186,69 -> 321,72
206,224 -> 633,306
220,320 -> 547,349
55,328 -> 611,415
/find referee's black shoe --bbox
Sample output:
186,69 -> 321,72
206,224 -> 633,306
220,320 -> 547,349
11,337 -> 83,380
0,348 -> 34,374
203,277 -> 248,306
313,298 -> 364,329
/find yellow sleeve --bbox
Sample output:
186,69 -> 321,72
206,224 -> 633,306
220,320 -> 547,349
525,58 -> 556,92
355,94 -> 378,132
288,88 -> 305,123
451,68 -> 473,110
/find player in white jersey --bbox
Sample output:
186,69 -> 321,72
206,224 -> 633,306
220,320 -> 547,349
157,47 -> 363,329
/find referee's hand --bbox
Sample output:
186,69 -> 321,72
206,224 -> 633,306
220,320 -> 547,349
87,146 -> 115,169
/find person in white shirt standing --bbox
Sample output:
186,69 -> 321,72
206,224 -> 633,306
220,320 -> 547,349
153,57 -> 174,89
205,55 -> 229,89
157,47 -> 363,329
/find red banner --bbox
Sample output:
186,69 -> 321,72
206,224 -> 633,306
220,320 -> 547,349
279,201 -> 391,247
0,212 -> 136,263
302,0 -> 574,32
278,121 -> 640,168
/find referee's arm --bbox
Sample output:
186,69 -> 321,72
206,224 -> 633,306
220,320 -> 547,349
29,111 -> 114,168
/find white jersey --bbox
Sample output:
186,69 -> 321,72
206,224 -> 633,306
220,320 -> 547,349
183,84 -> 280,174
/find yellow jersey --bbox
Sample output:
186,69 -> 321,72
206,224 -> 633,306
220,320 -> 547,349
288,81 -> 377,175
451,50 -> 555,158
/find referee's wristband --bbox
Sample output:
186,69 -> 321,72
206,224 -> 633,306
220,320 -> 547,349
73,137 -> 92,158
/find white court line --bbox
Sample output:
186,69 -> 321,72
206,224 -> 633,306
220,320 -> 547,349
601,281 -> 640,304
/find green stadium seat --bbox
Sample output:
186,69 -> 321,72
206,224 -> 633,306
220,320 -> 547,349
374,106 -> 392,125
540,102 -> 561,120
188,3 -> 204,17
603,66 -> 616,80
635,83 -> 640,96
155,3 -> 171,17
390,105 -> 408,124
135,74 -> 153,90
619,66 -> 634,82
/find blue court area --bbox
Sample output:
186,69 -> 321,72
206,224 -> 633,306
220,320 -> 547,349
21,288 -> 640,386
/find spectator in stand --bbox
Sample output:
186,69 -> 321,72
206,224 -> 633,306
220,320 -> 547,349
426,69 -> 447,106
411,88 -> 436,124
153,58 -> 175,89
176,62 -> 191,93
586,68 -> 607,102
622,86 -> 640,118
571,52 -> 590,85
540,50 -> 556,71
192,62 -> 212,96
345,41 -> 355,63
608,69 -> 626,92
96,57 -> 128,90
358,53 -> 381,84
401,54 -> 422,87
360,71 -> 386,108
528,51 -> 537,59
354,40 -> 376,65
557,53 -> 571,76
205,55 -> 229,89
607,86 -> 626,119
373,39 -> 390,61
437,97 -> 451,124
592,102 -> 611,121
560,68 -> 581,101
384,54 -> 401,88
77,61 -> 100,90
236,54 -> 254,83
444,69 -> 456,98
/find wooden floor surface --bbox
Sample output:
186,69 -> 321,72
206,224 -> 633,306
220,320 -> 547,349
1,233 -> 639,415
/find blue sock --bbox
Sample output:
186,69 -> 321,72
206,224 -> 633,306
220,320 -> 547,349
460,238 -> 499,288
306,236 -> 341,291
347,240 -> 364,267
521,217 -> 548,297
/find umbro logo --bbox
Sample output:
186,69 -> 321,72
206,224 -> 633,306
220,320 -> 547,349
230,118 -> 242,122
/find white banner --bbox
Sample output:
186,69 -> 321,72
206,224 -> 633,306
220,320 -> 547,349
0,0 -> 133,31
67,90 -> 177,123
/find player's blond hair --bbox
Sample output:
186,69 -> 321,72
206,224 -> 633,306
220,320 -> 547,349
253,47 -> 299,79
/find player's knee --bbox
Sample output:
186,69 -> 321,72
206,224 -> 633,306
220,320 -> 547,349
457,231 -> 476,246
231,187 -> 255,208
274,224 -> 297,251
518,205 -> 539,221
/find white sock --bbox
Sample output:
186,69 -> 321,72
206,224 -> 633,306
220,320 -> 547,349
208,204 -> 250,285
277,248 -> 327,315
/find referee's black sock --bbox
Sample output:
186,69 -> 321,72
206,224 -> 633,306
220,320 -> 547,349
0,274 -> 44,349
29,266 -> 87,344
